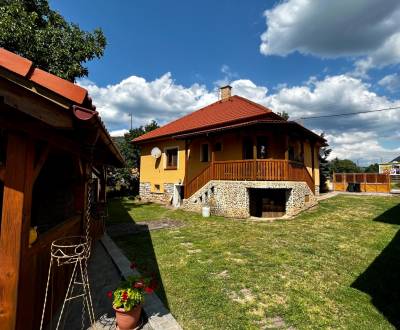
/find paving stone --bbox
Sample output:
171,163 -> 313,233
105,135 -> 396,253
101,234 -> 183,330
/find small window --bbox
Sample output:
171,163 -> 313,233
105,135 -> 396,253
166,148 -> 178,169
200,144 -> 209,162
214,142 -> 222,152
151,183 -> 163,193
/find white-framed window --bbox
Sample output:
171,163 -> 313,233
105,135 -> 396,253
200,143 -> 209,162
164,146 -> 179,169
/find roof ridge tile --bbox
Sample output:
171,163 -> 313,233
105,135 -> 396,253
0,47 -> 87,105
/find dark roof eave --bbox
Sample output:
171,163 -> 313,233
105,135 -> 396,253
72,105 -> 125,166
172,119 -> 326,143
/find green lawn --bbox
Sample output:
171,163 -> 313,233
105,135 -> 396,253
107,196 -> 400,329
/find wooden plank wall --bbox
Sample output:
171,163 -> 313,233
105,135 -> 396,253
333,173 -> 391,193
0,133 -> 34,330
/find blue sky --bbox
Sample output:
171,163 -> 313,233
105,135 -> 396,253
51,0 -> 400,165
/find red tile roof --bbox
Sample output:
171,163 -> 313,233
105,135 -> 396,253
30,68 -> 87,104
0,48 -> 124,165
0,47 -> 87,104
0,48 -> 32,76
133,95 -> 282,142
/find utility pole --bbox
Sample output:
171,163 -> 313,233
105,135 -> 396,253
130,113 -> 133,131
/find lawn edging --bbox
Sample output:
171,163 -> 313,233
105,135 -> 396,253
101,233 -> 183,330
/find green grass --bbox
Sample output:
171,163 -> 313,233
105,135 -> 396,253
107,196 -> 400,329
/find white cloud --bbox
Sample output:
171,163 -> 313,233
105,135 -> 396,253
214,64 -> 239,87
231,79 -> 269,104
262,74 -> 400,164
326,132 -> 400,164
79,73 -> 218,131
378,73 -> 400,93
264,74 -> 400,132
260,0 -> 400,74
82,72 -> 400,165
109,129 -> 129,137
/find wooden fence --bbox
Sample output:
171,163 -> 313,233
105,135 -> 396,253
184,159 -> 314,199
333,173 -> 391,193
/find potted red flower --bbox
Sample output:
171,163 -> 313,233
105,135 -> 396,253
108,273 -> 157,330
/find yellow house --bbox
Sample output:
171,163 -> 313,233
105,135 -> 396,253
133,86 -> 326,218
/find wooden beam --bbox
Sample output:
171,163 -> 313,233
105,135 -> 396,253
32,144 -> 49,183
92,166 -> 101,178
0,165 -> 4,182
252,135 -> 257,160
0,133 -> 35,330
0,78 -> 73,129
311,142 -> 315,182
0,112 -> 81,157
284,134 -> 289,160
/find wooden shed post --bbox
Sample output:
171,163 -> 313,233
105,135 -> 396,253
0,132 -> 35,330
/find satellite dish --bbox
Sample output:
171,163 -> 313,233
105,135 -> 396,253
151,147 -> 162,159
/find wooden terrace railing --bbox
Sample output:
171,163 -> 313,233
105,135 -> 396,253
184,159 -> 315,199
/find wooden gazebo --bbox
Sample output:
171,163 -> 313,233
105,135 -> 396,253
0,48 -> 124,330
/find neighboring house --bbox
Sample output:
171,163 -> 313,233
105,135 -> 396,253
379,156 -> 400,175
133,86 -> 326,218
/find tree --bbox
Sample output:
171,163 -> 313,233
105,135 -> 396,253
277,111 -> 289,120
319,133 -> 332,192
109,121 -> 159,196
329,158 -> 360,173
364,163 -> 379,173
0,0 -> 106,81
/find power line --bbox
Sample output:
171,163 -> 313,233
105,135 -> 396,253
296,105 -> 400,120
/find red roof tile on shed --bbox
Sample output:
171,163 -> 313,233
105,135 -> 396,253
0,47 -> 32,77
0,47 -> 87,104
30,68 -> 87,104
133,95 -> 278,143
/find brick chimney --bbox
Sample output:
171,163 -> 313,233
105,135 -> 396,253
220,85 -> 232,100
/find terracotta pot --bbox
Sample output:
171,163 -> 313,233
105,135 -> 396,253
114,304 -> 142,330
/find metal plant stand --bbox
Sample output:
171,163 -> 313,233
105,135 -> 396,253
40,180 -> 96,330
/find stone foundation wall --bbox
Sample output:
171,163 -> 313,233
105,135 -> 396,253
182,180 -> 317,218
139,182 -> 175,204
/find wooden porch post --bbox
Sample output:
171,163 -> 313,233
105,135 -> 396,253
284,134 -> 289,160
0,132 -> 35,330
311,142 -> 315,182
252,135 -> 257,180
184,139 -> 189,198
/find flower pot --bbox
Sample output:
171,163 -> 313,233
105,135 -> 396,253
114,304 -> 142,330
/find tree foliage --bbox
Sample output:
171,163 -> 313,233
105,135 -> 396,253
318,133 -> 331,192
0,0 -> 106,81
329,158 -> 360,173
364,163 -> 379,173
109,121 -> 159,196
277,111 -> 289,120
